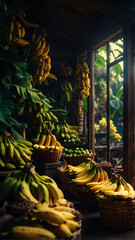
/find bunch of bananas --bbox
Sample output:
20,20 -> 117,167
34,131 -> 64,152
60,81 -> 73,102
87,174 -> 135,200
74,61 -> 90,100
0,132 -> 33,170
7,204 -> 81,239
29,33 -> 52,85
15,98 -> 58,140
67,161 -> 108,186
0,166 -> 64,205
9,17 -> 29,47
0,166 -> 82,239
54,121 -> 80,143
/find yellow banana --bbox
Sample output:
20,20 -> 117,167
46,183 -> 62,203
11,226 -> 56,239
44,134 -> 51,148
91,168 -> 101,182
50,134 -> 56,146
33,207 -> 66,225
10,21 -> 14,33
39,134 -> 46,146
21,25 -> 25,38
66,219 -> 80,232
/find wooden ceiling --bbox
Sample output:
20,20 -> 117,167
15,0 -> 131,66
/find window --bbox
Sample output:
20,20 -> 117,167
94,36 -> 124,167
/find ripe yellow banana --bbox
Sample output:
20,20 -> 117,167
50,134 -> 56,146
39,134 -> 46,145
44,134 -> 51,148
33,207 -> 66,225
66,219 -> 80,232
11,226 -> 56,239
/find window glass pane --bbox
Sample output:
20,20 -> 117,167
109,38 -> 123,63
110,61 -> 123,167
94,46 -> 107,161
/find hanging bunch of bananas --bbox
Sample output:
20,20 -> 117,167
8,17 -> 29,47
60,81 -> 73,102
74,61 -> 90,100
87,173 -> 135,200
67,161 -> 108,186
29,32 -> 55,86
0,132 -> 33,170
15,98 -> 58,140
54,121 -> 80,143
34,130 -> 64,152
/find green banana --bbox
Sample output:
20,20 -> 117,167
17,140 -> 33,148
0,176 -> 18,201
5,162 -> 16,170
0,157 -> 5,168
49,111 -> 58,122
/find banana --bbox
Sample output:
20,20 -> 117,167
50,134 -> 56,146
11,226 -> 56,239
14,148 -> 22,161
60,211 -> 75,220
46,182 -> 62,203
98,168 -> 105,182
7,139 -> 14,159
20,173 -> 38,203
72,168 -> 96,185
66,219 -> 80,232
13,37 -> 30,46
33,207 -> 66,225
21,25 -> 25,38
91,168 -> 101,182
121,178 -> 135,199
17,146 -> 31,162
39,134 -> 46,145
0,176 -> 18,201
10,21 -> 14,33
95,182 -> 118,194
0,157 -> 5,168
44,134 -> 51,148
29,178 -> 39,200
49,111 -> 58,122
5,162 -> 16,170
37,181 -> 49,203
103,170 -> 108,180
17,140 -> 33,147
50,223 -> 72,239
87,178 -> 111,188
0,141 -> 6,157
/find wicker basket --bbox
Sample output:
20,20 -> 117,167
76,186 -> 98,209
98,198 -> 135,229
63,153 -> 95,166
34,150 -> 63,163
57,164 -> 78,197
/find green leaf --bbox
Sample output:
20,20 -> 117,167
83,97 -> 87,112
0,87 -> 15,123
27,89 -> 41,103
94,54 -> 106,68
116,86 -> 123,99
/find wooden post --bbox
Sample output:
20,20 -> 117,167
123,22 -> 135,187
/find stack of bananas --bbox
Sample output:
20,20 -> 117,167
34,131 -> 64,152
0,167 -> 82,239
16,98 -> 58,140
74,61 -> 90,100
0,132 -> 33,170
87,174 -> 135,200
29,33 -> 52,85
8,203 -> 81,239
54,121 -> 80,143
67,160 -> 108,186
60,81 -> 73,102
9,17 -> 29,47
